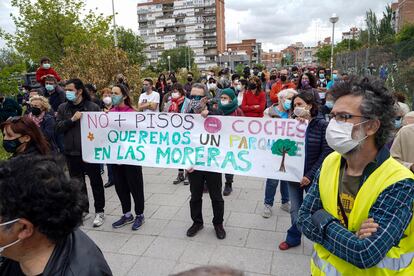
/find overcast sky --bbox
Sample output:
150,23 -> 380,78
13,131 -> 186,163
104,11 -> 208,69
0,0 -> 392,51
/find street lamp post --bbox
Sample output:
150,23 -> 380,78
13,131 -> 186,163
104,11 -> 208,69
228,48 -> 232,70
219,53 -> 222,67
329,13 -> 339,79
167,56 -> 171,73
112,0 -> 118,48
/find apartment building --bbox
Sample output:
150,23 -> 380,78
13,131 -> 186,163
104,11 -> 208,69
137,0 -> 225,70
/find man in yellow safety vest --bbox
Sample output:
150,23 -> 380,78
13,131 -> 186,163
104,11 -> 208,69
297,76 -> 414,275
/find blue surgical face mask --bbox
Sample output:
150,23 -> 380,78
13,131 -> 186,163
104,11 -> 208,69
191,95 -> 202,101
65,91 -> 76,102
319,74 -> 325,79
283,99 -> 292,111
42,63 -> 51,69
45,84 -> 55,91
333,74 -> 339,81
325,101 -> 334,109
394,118 -> 402,129
111,95 -> 123,106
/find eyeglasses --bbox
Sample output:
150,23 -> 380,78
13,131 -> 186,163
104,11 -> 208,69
328,113 -> 371,122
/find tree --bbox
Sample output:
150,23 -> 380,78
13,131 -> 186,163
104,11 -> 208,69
396,24 -> 414,42
115,27 -> 146,66
57,40 -> 140,97
0,48 -> 26,95
235,63 -> 244,75
157,47 -> 195,72
315,45 -> 331,67
2,0 -> 111,64
271,139 -> 298,172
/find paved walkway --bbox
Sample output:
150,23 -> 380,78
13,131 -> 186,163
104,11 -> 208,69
82,167 -> 311,276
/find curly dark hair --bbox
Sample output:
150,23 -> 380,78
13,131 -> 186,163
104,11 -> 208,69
0,155 -> 86,242
297,73 -> 317,89
331,75 -> 395,148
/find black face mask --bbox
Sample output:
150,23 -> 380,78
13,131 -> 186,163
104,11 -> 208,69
280,76 -> 287,82
187,77 -> 193,82
3,138 -> 23,153
31,107 -> 42,116
248,83 -> 257,90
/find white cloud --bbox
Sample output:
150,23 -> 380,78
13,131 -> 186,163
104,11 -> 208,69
1,0 -> 393,51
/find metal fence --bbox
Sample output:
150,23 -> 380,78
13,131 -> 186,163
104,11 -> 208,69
335,39 -> 414,108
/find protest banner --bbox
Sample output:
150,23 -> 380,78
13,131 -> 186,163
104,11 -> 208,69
81,112 -> 307,182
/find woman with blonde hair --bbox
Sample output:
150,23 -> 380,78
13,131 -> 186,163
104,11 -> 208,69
28,95 -> 58,152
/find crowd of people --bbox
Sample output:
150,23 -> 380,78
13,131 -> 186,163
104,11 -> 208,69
1,55 -> 414,275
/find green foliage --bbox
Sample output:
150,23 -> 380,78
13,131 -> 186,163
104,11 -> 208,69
360,5 -> 395,46
253,63 -> 266,71
272,139 -> 298,172
0,135 -> 11,160
57,40 -> 141,94
272,139 -> 298,156
316,45 -> 331,67
115,26 -> 146,65
235,63 -> 244,75
2,0 -> 112,64
396,24 -> 414,42
0,48 -> 26,96
157,47 -> 195,72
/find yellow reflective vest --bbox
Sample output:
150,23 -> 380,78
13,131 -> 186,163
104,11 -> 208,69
311,152 -> 414,276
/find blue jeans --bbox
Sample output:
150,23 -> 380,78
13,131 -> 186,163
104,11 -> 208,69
264,179 -> 289,206
286,181 -> 304,246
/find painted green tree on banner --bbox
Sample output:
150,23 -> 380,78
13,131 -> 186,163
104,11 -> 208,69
271,139 -> 298,172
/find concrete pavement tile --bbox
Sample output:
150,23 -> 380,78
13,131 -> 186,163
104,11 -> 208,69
191,225 -> 249,247
224,199 -> 258,213
271,252 -> 310,276
118,235 -> 156,256
135,218 -> 169,235
171,262 -> 201,274
179,241 -> 217,265
210,245 -> 273,274
145,183 -> 179,194
152,205 -> 180,220
159,220 -> 190,240
246,229 -> 281,252
143,236 -> 189,261
127,256 -> 176,276
103,252 -> 138,276
146,193 -> 190,207
227,212 -> 277,231
86,230 -> 131,253
238,188 -> 266,201
255,201 -> 291,218
275,216 -> 292,233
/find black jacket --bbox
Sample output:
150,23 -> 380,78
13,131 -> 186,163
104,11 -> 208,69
0,229 -> 112,276
40,112 -> 59,152
0,98 -> 22,124
44,86 -> 66,113
56,100 -> 100,156
304,115 -> 333,182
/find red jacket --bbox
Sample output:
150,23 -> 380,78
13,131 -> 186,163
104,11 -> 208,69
228,107 -> 244,117
241,90 -> 266,117
36,67 -> 61,85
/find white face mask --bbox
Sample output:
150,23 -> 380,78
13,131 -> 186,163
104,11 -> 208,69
102,96 -> 112,106
325,119 -> 368,155
0,218 -> 21,255
208,83 -> 217,90
172,92 -> 180,99
221,100 -> 230,105
236,84 -> 242,91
